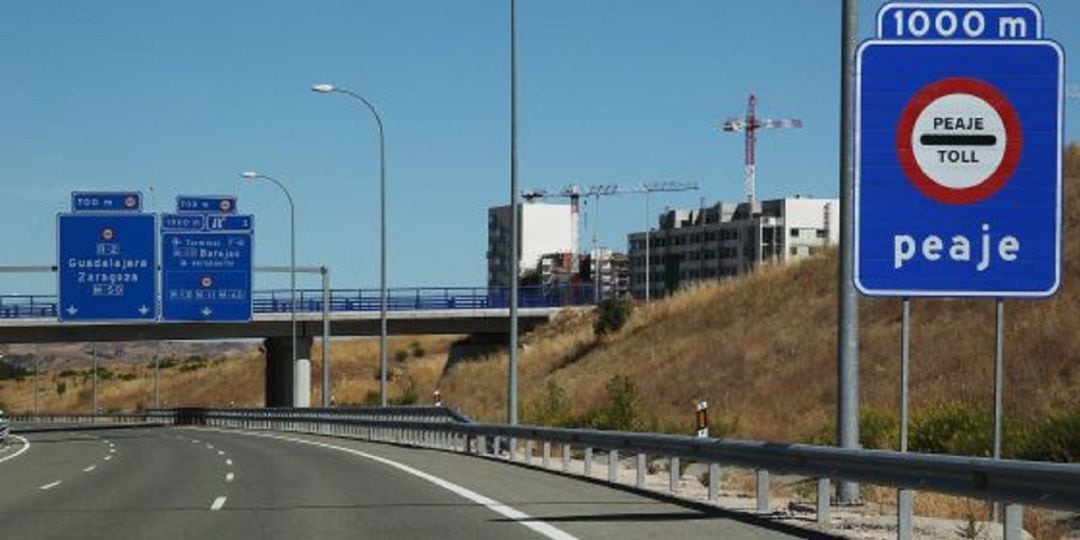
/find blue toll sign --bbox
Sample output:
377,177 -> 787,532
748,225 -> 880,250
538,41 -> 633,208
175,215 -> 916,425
57,213 -> 157,321
855,2 -> 1063,298
161,214 -> 253,322
176,195 -> 237,215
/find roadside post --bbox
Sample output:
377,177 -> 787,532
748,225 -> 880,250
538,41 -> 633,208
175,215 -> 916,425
855,3 -> 1064,538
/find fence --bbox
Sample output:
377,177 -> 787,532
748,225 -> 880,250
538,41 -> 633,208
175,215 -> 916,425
0,285 -> 595,319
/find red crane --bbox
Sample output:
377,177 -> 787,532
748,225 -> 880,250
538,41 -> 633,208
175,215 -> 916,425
721,95 -> 803,206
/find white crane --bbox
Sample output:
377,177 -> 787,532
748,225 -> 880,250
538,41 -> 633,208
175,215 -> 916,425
721,94 -> 803,206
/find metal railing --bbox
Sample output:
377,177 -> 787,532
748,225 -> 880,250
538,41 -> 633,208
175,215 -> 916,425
0,285 -> 596,319
13,407 -> 1075,539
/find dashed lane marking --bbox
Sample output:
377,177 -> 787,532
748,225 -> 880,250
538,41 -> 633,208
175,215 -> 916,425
83,465 -> 97,473
210,496 -> 227,511
39,480 -> 62,490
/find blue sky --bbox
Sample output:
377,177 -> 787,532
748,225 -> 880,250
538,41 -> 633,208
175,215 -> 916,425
0,1 -> 1077,293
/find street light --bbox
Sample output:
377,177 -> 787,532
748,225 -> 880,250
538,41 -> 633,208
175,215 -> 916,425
311,82 -> 390,407
241,171 -> 298,400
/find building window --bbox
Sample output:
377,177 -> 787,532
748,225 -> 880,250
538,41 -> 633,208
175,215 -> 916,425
816,229 -> 827,239
790,228 -> 800,237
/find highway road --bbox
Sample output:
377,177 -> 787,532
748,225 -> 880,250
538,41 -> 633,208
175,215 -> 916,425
0,427 -> 836,539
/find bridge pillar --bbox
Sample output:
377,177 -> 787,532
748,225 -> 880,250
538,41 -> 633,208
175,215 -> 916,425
264,336 -> 313,407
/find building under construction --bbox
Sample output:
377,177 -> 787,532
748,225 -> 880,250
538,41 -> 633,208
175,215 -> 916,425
627,196 -> 837,299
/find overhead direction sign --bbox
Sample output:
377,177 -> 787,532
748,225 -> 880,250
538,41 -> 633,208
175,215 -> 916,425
161,212 -> 253,322
855,2 -> 1063,298
71,192 -> 142,213
57,212 -> 157,321
177,195 -> 237,215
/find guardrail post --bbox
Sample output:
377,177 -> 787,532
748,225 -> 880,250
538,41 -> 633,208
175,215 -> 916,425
524,440 -> 533,465
542,441 -> 551,468
817,478 -> 830,528
509,437 -> 517,462
1003,504 -> 1023,540
562,444 -> 571,472
608,449 -> 619,483
669,457 -> 679,493
708,463 -> 720,501
493,436 -> 501,458
584,447 -> 593,476
636,454 -> 646,488
756,470 -> 770,513
897,489 -> 913,540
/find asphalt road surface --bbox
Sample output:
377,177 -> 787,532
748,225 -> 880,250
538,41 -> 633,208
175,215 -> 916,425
0,427 -> 837,539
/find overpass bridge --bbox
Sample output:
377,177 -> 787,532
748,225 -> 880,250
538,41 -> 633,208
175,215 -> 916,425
0,286 -> 593,405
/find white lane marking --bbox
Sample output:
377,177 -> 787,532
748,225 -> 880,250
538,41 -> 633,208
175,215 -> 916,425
104,455 -> 113,461
109,448 -> 116,453
83,465 -> 97,473
210,496 -> 227,511
0,436 -> 31,464
192,439 -> 200,444
225,459 -> 233,467
39,480 -> 62,490
206,444 -> 214,450
223,430 -> 579,540
217,450 -> 225,456
225,472 -> 234,483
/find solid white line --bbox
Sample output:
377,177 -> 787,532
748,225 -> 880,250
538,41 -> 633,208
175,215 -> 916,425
225,472 -> 234,483
83,465 -> 97,473
222,430 -> 579,540
0,436 -> 31,464
210,496 -> 227,511
39,480 -> 62,490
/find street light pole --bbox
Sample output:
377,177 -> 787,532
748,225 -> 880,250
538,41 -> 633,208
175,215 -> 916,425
241,172 -> 298,403
312,83 -> 389,407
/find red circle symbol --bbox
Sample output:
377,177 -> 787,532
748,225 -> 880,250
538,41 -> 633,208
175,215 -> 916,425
895,77 -> 1022,205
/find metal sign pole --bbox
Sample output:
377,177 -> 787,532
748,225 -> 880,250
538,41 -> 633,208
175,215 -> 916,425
993,298 -> 1005,522
837,0 -> 861,504
154,341 -> 161,409
508,0 -> 521,461
92,347 -> 98,416
322,266 -> 332,407
898,298 -> 913,540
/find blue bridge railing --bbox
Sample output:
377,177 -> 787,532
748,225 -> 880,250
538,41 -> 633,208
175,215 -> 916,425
0,285 -> 596,320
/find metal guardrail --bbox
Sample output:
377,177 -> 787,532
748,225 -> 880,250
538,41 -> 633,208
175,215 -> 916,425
12,407 -> 1074,539
0,286 -> 596,319
0,415 -> 7,442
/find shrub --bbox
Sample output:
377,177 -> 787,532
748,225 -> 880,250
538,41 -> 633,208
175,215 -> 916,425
525,380 -> 575,427
410,342 -> 426,358
587,375 -> 643,431
58,369 -> 78,378
1014,407 -> 1080,462
363,390 -> 381,406
594,299 -> 631,337
56,381 -> 66,396
118,373 -> 138,382
394,349 -> 410,363
389,376 -> 419,406
0,361 -> 30,381
910,402 -> 993,457
807,408 -> 899,450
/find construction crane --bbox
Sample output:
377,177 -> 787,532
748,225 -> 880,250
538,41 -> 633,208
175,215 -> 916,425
721,94 -> 803,206
524,182 -> 698,301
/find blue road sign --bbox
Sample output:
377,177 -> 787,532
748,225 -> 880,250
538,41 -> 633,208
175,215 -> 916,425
71,192 -> 142,213
161,214 -> 253,322
177,195 -> 237,214
855,2 -> 1063,298
57,213 -> 157,321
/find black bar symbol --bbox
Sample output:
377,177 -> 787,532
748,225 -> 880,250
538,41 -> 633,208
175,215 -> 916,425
920,134 -> 997,146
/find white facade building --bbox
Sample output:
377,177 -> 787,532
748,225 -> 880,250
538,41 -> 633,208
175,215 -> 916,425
487,203 -> 574,287
627,197 -> 838,298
